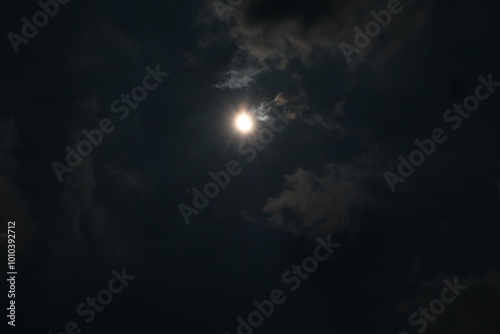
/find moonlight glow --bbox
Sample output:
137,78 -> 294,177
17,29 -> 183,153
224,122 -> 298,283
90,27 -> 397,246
235,113 -> 253,133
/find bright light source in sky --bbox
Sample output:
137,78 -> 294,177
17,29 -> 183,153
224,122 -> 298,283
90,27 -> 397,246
235,113 -> 253,133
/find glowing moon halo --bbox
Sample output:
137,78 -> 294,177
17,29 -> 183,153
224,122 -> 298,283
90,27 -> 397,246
235,113 -> 253,133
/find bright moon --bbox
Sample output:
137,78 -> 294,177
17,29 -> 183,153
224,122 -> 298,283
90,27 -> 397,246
235,113 -> 253,133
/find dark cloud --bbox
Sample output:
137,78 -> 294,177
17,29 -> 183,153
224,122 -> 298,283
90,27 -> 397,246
263,146 -> 383,238
202,0 -> 435,83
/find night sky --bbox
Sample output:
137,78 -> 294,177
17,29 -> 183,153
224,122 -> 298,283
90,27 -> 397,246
1,0 -> 500,333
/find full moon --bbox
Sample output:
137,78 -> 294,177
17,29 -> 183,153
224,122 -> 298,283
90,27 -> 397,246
235,113 -> 253,133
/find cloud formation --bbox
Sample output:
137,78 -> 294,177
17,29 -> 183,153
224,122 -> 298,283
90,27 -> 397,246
263,147 -> 383,238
